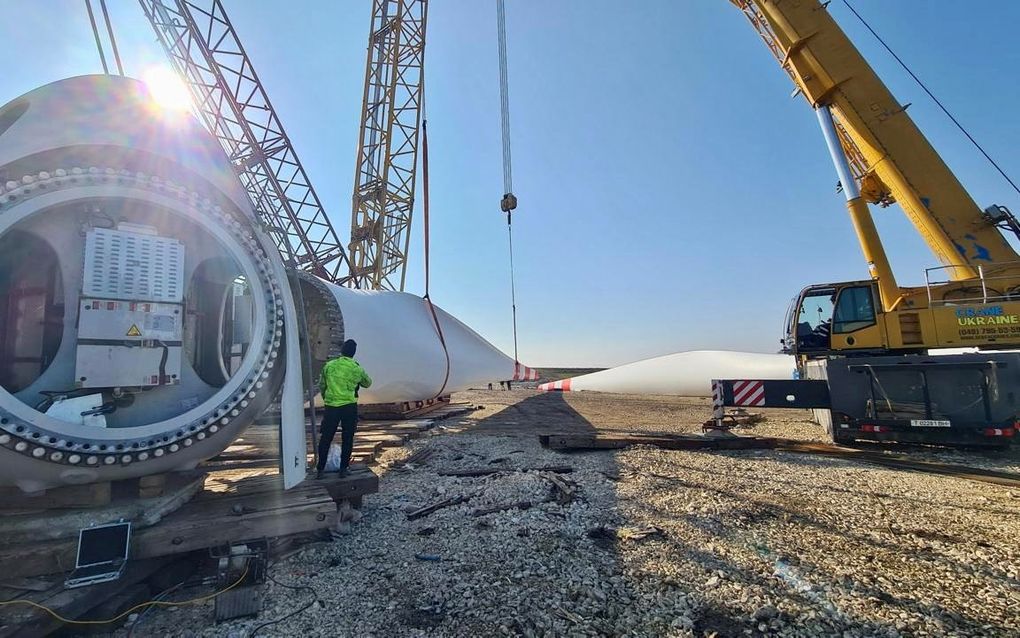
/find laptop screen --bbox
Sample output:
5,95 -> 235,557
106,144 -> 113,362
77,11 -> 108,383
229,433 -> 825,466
77,523 -> 130,567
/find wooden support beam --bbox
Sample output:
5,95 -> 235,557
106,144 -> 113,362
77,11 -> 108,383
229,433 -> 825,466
0,557 -> 172,638
0,482 -> 111,510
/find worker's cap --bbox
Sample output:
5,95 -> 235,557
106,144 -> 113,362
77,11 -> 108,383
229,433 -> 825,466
340,339 -> 357,357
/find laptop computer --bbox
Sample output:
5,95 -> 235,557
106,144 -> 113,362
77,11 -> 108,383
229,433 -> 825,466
64,521 -> 131,589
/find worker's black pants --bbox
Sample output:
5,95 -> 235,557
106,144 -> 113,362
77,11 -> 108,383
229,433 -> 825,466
316,404 -> 358,473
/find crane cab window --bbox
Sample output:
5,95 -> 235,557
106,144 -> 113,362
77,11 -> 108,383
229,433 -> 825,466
796,290 -> 835,350
833,286 -> 876,334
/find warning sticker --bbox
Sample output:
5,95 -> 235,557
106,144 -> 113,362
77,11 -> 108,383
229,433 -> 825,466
126,324 -> 142,337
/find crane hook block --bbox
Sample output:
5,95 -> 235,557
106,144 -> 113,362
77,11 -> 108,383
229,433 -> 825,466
500,192 -> 518,213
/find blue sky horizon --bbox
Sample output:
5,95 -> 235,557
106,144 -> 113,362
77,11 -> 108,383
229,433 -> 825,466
3,1 -> 1019,368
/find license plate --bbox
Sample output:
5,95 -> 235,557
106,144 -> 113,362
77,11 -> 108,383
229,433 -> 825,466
910,419 -> 951,428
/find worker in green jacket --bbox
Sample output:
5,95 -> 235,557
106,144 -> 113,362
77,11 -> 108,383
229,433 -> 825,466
316,339 -> 372,479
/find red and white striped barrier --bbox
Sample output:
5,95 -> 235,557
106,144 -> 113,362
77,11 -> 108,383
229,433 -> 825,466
513,362 -> 540,382
538,378 -> 572,392
731,380 -> 766,407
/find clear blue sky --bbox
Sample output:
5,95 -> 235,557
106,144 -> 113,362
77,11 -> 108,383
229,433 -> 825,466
3,1 -> 1019,367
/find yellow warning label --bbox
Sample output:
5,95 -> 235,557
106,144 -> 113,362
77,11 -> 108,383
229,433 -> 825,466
126,324 -> 142,337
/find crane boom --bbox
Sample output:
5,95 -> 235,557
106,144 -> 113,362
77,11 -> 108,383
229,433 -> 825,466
140,0 -> 351,283
723,0 -> 1020,448
348,0 -> 428,291
734,0 -> 1018,286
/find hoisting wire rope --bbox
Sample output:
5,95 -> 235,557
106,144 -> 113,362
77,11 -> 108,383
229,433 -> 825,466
99,0 -> 125,76
842,0 -> 1020,197
421,113 -> 452,399
84,0 -> 124,76
84,0 -> 109,75
497,0 -> 521,367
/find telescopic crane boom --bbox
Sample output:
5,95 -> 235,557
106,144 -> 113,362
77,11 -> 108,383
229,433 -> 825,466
716,0 -> 1020,448
734,0 -> 1020,354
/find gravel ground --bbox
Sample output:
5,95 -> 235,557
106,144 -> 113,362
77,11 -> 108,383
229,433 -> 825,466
125,390 -> 1020,637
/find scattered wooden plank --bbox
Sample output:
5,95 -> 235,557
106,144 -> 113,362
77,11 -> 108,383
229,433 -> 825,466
437,465 -> 573,478
539,433 -> 781,452
359,423 -> 428,433
353,441 -> 382,454
355,433 -> 409,447
544,472 -> 577,505
406,494 -> 471,521
471,500 -> 538,517
200,459 -> 278,472
319,469 -> 379,504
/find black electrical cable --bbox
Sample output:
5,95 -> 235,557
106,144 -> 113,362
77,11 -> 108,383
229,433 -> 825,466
125,582 -> 184,637
155,340 -> 169,385
246,572 -> 320,638
841,0 -> 1020,197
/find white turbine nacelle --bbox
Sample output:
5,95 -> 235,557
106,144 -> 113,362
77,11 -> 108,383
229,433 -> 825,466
0,75 -> 522,492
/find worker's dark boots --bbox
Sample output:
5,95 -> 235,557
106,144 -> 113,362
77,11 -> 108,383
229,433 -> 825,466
338,467 -> 349,478
315,469 -> 324,480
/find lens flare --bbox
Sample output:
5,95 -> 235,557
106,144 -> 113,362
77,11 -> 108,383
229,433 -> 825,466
142,66 -> 192,112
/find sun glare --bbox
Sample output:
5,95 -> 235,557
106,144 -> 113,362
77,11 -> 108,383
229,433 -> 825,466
143,66 -> 193,113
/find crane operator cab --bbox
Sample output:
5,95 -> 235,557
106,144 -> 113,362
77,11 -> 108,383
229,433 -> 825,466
783,281 -> 884,357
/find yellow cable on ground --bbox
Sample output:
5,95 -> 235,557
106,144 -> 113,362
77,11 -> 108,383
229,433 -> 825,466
0,564 -> 249,626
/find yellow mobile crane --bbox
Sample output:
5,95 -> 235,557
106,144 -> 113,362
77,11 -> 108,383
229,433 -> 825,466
715,0 -> 1020,446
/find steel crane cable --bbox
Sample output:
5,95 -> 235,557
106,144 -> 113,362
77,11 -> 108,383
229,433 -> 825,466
497,0 -> 521,367
83,0 -> 124,76
99,0 -> 124,75
84,0 -> 109,74
421,116 -> 452,399
842,0 -> 1020,197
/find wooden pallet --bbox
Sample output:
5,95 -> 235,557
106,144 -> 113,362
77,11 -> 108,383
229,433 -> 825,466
0,467 -> 377,581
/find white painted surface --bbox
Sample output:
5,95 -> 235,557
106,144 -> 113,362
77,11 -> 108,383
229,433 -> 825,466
540,350 -> 796,397
323,283 -> 518,404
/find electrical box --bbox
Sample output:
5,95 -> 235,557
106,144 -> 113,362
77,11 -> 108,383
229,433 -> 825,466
75,344 -> 182,388
82,225 -> 184,303
77,299 -> 182,342
75,226 -> 185,388
74,298 -> 184,388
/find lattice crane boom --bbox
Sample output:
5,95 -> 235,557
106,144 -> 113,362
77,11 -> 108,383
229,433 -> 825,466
139,0 -> 351,283
348,0 -> 428,291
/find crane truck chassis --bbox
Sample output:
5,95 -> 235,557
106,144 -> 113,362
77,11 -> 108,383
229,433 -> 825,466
712,351 -> 1019,447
